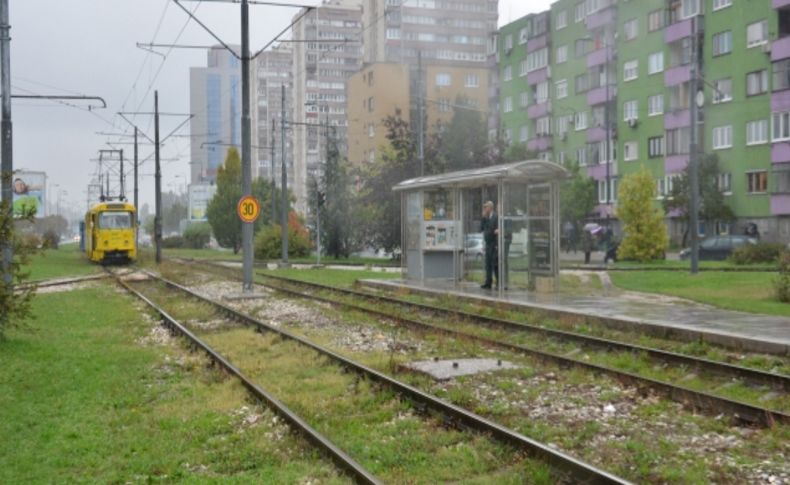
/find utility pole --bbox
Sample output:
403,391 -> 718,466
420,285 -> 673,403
134,127 -> 139,247
119,149 -> 125,200
281,84 -> 288,263
240,0 -> 254,292
417,51 -> 425,176
154,90 -> 162,264
689,17 -> 701,274
271,117 -> 276,224
604,34 -> 612,207
0,0 -> 12,288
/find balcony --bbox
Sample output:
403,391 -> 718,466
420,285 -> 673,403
586,7 -> 616,31
665,155 -> 689,174
772,89 -> 790,112
665,18 -> 692,44
587,126 -> 607,143
527,136 -> 553,152
664,109 -> 690,130
586,46 -> 615,69
527,67 -> 549,85
772,36 -> 790,62
587,85 -> 615,105
774,0 -> 790,9
665,65 -> 691,87
772,142 -> 790,163
771,194 -> 790,215
527,101 -> 551,119
527,34 -> 547,53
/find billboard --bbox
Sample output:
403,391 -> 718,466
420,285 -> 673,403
188,183 -> 217,221
13,171 -> 46,218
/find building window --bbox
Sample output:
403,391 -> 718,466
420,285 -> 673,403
575,111 -> 588,130
575,1 -> 585,23
436,73 -> 452,86
526,48 -> 548,73
503,65 -> 512,82
536,116 -> 552,136
575,38 -> 593,58
623,100 -> 638,121
648,94 -> 664,116
503,96 -> 513,113
519,27 -> 528,45
610,178 -> 618,202
648,52 -> 664,74
774,111 -> 790,141
519,125 -> 529,143
575,73 -> 591,94
465,74 -> 479,88
747,171 -> 768,194
623,60 -> 638,81
368,96 -> 375,112
555,10 -> 567,30
623,18 -> 638,41
533,81 -> 549,103
438,98 -> 451,113
712,31 -> 732,57
598,180 -> 608,203
681,0 -> 701,19
716,221 -> 731,236
773,59 -> 790,91
519,91 -> 529,108
368,123 -> 375,138
712,78 -> 732,104
577,147 -> 587,166
667,127 -> 691,155
746,119 -> 768,145
504,128 -> 512,143
624,141 -> 638,161
556,115 -> 570,135
717,172 -> 732,193
747,20 -> 768,48
648,136 -> 665,158
556,45 -> 568,64
713,0 -> 732,11
712,125 -> 733,150
386,28 -> 400,40
746,70 -> 768,96
648,9 -> 665,32
555,79 -> 568,99
505,35 -> 513,51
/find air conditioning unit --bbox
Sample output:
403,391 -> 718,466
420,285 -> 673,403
627,118 -> 639,128
763,43 -> 772,55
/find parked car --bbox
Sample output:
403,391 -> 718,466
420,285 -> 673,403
679,235 -> 757,261
464,233 -> 484,262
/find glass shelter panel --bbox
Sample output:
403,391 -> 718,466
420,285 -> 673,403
404,191 -> 422,279
502,183 -> 530,291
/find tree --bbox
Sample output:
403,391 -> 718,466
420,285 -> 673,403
437,97 -> 489,172
205,147 -> 274,253
0,185 -> 37,340
663,153 -> 735,246
617,167 -> 669,262
560,162 -> 597,234
183,222 -> 212,249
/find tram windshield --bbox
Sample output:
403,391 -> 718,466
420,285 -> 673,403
98,211 -> 133,229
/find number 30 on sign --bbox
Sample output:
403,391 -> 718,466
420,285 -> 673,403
237,195 -> 261,223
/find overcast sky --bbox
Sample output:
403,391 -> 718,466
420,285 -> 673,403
10,0 -> 551,216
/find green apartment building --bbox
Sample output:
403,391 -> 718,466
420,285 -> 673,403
499,0 -> 790,243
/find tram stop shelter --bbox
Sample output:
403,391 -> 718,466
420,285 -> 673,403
393,160 -> 568,294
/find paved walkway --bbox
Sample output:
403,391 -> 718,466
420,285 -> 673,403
361,279 -> 790,355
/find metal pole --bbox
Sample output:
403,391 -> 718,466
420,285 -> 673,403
154,90 -> 162,264
417,51 -> 425,176
689,17 -> 700,274
240,0 -> 254,291
271,117 -> 276,224
120,149 -> 125,200
604,42 -> 611,207
281,83 -> 288,263
0,0 -> 12,287
134,127 -> 139,247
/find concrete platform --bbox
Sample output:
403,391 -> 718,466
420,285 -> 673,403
360,279 -> 790,356
402,358 -> 520,381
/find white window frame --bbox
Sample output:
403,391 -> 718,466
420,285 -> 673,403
712,0 -> 731,11
648,94 -> 664,116
746,119 -> 768,145
624,141 -> 638,161
503,96 -> 513,113
747,170 -> 768,194
519,91 -> 529,108
712,125 -> 733,150
623,18 -> 638,41
648,52 -> 664,75
555,10 -> 567,30
773,111 -> 790,142
623,60 -> 638,82
717,172 -> 732,194
712,78 -> 732,104
681,0 -> 701,20
556,45 -> 568,64
436,73 -> 452,86
503,65 -> 512,82
747,20 -> 768,49
555,79 -> 568,99
598,179 -> 608,203
623,100 -> 638,121
519,125 -> 529,143
464,73 -> 480,88
713,30 -> 733,57
575,111 -> 588,131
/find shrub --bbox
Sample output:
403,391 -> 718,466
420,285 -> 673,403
41,230 -> 59,249
183,222 -> 212,249
729,242 -> 784,265
775,252 -> 790,303
161,235 -> 184,248
616,167 -> 669,262
254,216 -> 311,260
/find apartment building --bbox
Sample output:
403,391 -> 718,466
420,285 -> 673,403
256,44 -> 293,184
292,0 -> 363,213
500,0 -> 790,242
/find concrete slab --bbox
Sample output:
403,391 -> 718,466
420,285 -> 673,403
360,279 -> 790,356
222,292 -> 268,302
402,358 -> 520,381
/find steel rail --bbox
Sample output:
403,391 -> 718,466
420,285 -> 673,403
16,273 -> 109,291
250,273 -> 790,428
139,269 -> 630,485
255,272 -> 790,393
110,272 -> 382,485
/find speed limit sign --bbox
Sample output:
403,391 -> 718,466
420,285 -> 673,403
237,195 -> 261,223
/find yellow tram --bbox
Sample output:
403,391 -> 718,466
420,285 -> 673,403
84,201 -> 137,264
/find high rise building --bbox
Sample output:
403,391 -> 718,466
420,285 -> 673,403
291,0 -> 364,213
189,46 -> 258,184
256,44 -> 294,185
499,0 -> 790,242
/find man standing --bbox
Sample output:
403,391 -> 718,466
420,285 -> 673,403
480,201 -> 498,289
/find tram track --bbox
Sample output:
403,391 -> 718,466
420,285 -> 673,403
177,260 -> 790,427
122,267 -> 628,484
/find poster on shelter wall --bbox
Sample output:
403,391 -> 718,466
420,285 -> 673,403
12,171 -> 46,218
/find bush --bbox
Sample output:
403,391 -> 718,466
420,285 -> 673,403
775,252 -> 790,302
616,167 -> 669,262
254,217 -> 311,260
729,242 -> 785,265
41,230 -> 59,249
161,235 -> 185,248
183,222 -> 212,249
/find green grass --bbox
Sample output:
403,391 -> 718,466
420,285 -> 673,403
610,270 -> 790,317
0,286 -> 348,483
161,247 -> 242,261
610,259 -> 777,271
24,243 -> 99,281
275,256 -> 399,267
259,267 -> 401,288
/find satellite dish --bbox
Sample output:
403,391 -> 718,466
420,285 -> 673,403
695,90 -> 705,109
